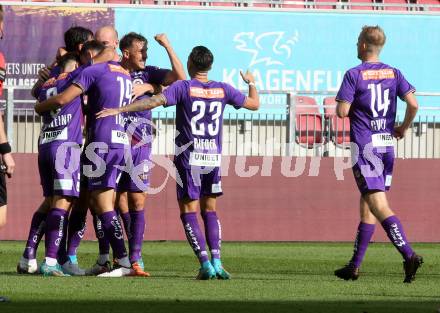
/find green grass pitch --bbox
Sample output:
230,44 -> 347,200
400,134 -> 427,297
0,241 -> 439,313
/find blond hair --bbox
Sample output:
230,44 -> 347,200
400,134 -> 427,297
359,26 -> 386,53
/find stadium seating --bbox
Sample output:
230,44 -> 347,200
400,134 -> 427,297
323,96 -> 350,146
5,0 -> 439,10
419,0 -> 440,10
294,96 -> 324,148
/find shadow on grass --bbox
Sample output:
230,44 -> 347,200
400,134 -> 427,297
0,300 -> 439,313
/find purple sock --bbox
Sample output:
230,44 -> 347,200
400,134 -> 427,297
23,211 -> 47,259
201,211 -> 221,260
119,211 -> 132,240
381,215 -> 414,261
99,211 -> 127,259
45,208 -> 68,259
129,210 -> 145,263
67,206 -> 87,256
57,214 -> 69,265
180,212 -> 209,265
93,213 -> 110,255
349,222 -> 375,268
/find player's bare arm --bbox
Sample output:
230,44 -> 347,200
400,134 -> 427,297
34,84 -> 83,114
394,92 -> 418,139
0,115 -> 14,177
155,34 -> 187,85
96,94 -> 166,119
336,101 -> 351,118
132,83 -> 162,101
240,70 -> 259,111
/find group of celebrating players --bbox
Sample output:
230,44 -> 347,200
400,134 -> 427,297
14,23 -> 422,283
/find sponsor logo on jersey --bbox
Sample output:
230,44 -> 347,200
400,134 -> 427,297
371,133 -> 393,147
108,64 -> 130,76
361,69 -> 395,80
190,87 -> 225,99
40,127 -> 68,145
111,130 -> 129,145
189,152 -> 221,167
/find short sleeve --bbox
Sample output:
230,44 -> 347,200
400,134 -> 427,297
223,83 -> 246,110
336,70 -> 357,104
72,64 -> 101,93
162,81 -> 184,107
395,69 -> 416,100
49,66 -> 61,79
145,66 -> 171,85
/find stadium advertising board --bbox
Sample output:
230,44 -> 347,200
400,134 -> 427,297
2,6 -> 439,117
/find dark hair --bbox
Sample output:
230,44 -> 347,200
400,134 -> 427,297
119,32 -> 147,51
80,40 -> 105,55
0,5 -> 4,23
189,46 -> 214,71
58,52 -> 80,71
64,26 -> 93,52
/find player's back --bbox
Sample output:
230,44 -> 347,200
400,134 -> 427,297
38,71 -> 83,150
164,79 -> 245,168
74,61 -> 132,148
337,62 -> 415,149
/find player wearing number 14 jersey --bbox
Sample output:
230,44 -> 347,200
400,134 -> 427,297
96,46 -> 260,279
334,26 -> 422,283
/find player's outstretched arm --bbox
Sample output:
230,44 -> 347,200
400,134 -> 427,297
336,101 -> 350,118
96,94 -> 166,119
132,83 -> 162,101
394,92 -> 418,139
155,34 -> 187,84
34,84 -> 83,114
240,70 -> 259,111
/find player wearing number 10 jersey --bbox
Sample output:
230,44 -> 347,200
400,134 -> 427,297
334,26 -> 422,283
96,46 -> 260,279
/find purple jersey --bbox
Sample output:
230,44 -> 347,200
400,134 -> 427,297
73,61 -> 132,148
127,66 -> 170,143
38,69 -> 84,150
162,79 -> 246,168
336,62 -> 415,149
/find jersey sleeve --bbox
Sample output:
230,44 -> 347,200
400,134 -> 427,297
145,66 -> 171,85
395,69 -> 416,100
336,70 -> 357,104
72,64 -> 102,93
162,81 -> 184,107
223,83 -> 246,110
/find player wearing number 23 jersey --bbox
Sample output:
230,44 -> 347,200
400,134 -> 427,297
162,79 -> 246,200
95,46 -> 259,280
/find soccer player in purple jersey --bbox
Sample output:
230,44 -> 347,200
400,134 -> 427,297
116,32 -> 186,271
18,42 -> 117,276
31,26 -> 94,99
35,48 -> 149,278
97,46 -> 259,280
27,53 -> 83,276
334,26 -> 422,283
